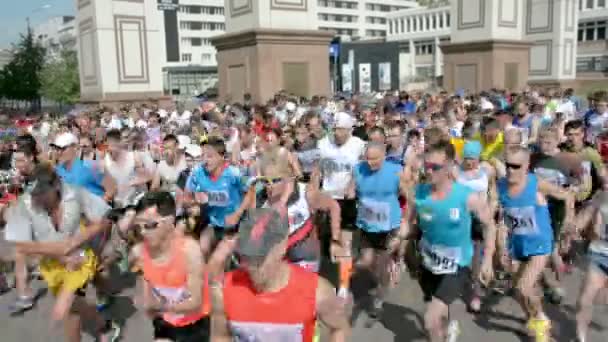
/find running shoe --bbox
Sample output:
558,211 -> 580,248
365,298 -> 384,327
97,320 -> 121,342
8,295 -> 35,315
96,294 -> 113,312
546,287 -> 565,305
527,318 -> 551,342
446,320 -> 460,342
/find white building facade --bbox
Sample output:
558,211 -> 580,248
577,0 -> 608,81
33,16 -> 77,58
317,0 -> 420,39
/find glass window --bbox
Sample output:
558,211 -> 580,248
181,54 -> 192,62
578,29 -> 584,41
191,38 -> 202,46
600,0 -> 606,7
586,27 -> 595,40
587,0 -> 594,8
598,26 -> 606,40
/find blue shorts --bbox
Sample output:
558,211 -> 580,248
509,238 -> 553,262
589,250 -> 608,277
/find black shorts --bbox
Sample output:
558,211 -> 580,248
337,199 -> 357,231
471,216 -> 484,241
360,229 -> 397,251
419,267 -> 470,305
153,316 -> 210,342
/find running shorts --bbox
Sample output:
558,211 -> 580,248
153,316 -> 210,342
419,266 -> 470,305
360,229 -> 398,251
589,242 -> 608,277
39,248 -> 97,296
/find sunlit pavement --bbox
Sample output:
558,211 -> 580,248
0,264 -> 607,341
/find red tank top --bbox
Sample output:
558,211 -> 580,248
141,235 -> 210,326
223,264 -> 318,341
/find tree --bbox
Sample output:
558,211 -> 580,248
40,49 -> 80,105
1,26 -> 45,103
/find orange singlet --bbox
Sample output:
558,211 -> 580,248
141,235 -> 210,327
223,264 -> 318,341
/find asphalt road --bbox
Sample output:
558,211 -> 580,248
0,263 -> 607,341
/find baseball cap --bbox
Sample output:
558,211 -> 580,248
237,208 -> 289,257
184,144 -> 202,158
51,132 -> 78,148
333,111 -> 355,129
463,140 -> 482,159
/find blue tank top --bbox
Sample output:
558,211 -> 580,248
185,164 -> 244,228
354,161 -> 402,233
415,182 -> 473,270
497,174 -> 553,258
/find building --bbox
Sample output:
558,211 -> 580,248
317,0 -> 419,40
577,0 -> 608,86
33,16 -> 77,58
385,1 -> 606,90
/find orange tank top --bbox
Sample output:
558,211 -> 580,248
141,235 -> 210,326
223,264 -> 318,341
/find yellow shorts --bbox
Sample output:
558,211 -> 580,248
39,248 -> 98,296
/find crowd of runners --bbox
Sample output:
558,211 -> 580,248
0,86 -> 607,342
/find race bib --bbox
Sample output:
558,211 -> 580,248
582,161 -> 592,178
229,321 -> 304,342
534,167 -> 566,186
152,286 -> 191,321
519,127 -> 529,144
358,198 -> 390,230
504,206 -> 538,235
420,239 -> 461,275
208,190 -> 230,207
319,157 -> 352,176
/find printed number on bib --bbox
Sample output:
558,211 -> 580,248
358,198 -> 390,230
420,239 -> 461,275
504,206 -> 538,235
208,190 -> 230,207
152,286 -> 191,320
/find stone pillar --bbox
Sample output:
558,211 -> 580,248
434,36 -> 441,77
410,39 -> 416,77
212,0 -> 332,103
75,0 -> 170,106
441,0 -> 531,92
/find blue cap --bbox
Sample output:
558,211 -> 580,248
463,141 -> 482,159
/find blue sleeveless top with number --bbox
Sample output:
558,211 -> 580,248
185,165 -> 244,229
497,174 -> 553,259
415,182 -> 473,272
354,161 -> 402,233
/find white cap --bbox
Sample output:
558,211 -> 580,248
333,112 -> 355,129
184,144 -> 202,158
285,102 -> 296,112
177,135 -> 191,149
51,132 -> 78,148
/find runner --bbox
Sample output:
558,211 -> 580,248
129,191 -> 211,342
454,140 -> 496,313
497,145 -> 574,342
349,142 -> 405,321
210,208 -> 350,342
318,111 -> 366,293
294,121 -> 320,183
3,164 -> 120,342
151,134 -> 188,194
574,190 -> 608,342
403,141 -> 496,342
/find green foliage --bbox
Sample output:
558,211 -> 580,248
0,27 -> 46,101
40,49 -> 80,105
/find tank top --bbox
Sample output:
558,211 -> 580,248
141,235 -> 210,326
354,161 -> 402,233
497,174 -> 554,257
223,264 -> 318,342
104,152 -> 142,207
415,182 -> 473,273
456,166 -> 489,194
318,136 -> 365,199
512,115 -> 534,145
157,157 -> 187,194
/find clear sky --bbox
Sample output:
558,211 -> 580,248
0,0 -> 75,48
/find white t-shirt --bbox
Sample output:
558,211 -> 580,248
318,135 -> 365,199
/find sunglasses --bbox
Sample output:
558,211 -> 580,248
258,176 -> 285,185
505,162 -> 523,170
424,162 -> 445,172
135,217 -> 172,232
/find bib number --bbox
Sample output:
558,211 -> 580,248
420,239 -> 461,275
358,198 -> 390,230
504,206 -> 538,236
208,190 -> 230,207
